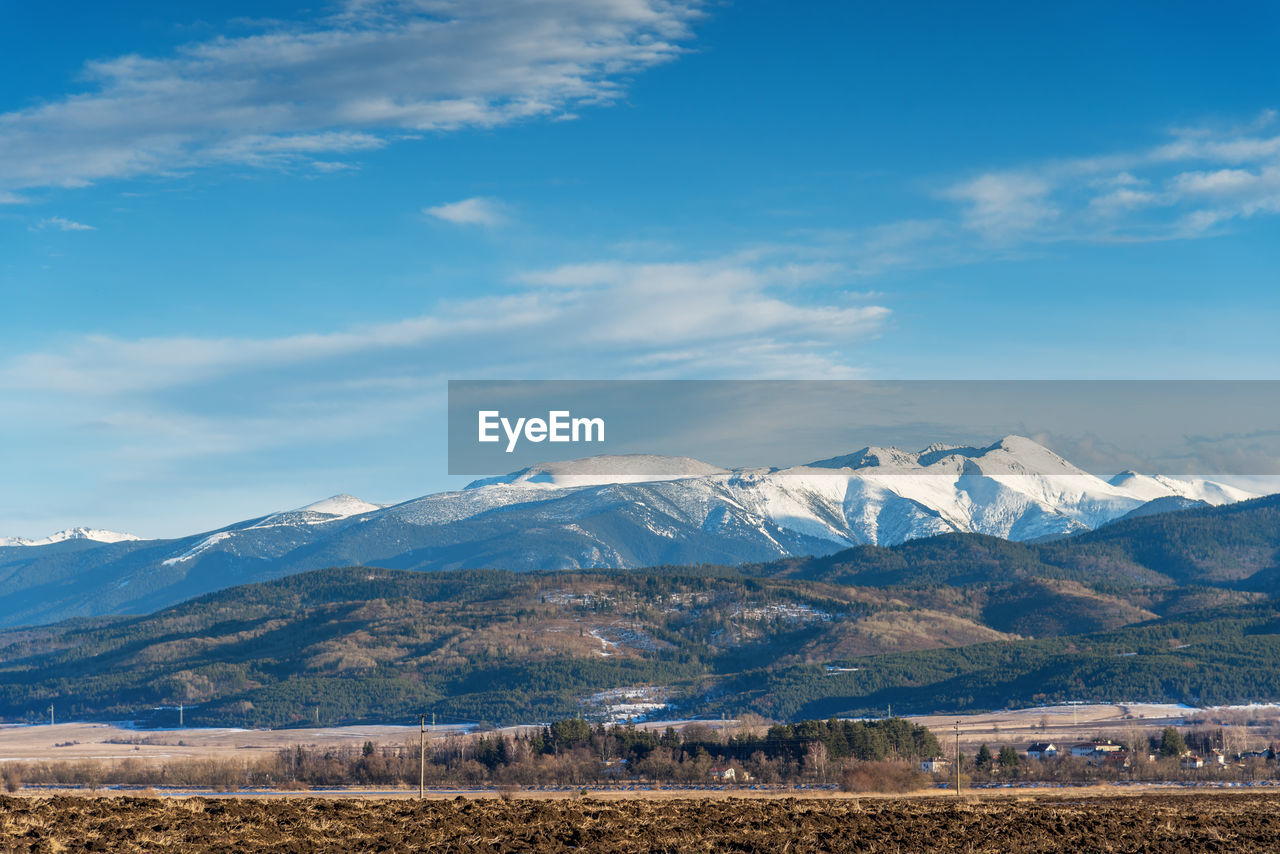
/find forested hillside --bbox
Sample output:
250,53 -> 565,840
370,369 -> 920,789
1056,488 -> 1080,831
2,496 -> 1279,727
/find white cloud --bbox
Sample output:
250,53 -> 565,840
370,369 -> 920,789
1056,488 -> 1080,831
0,252 -> 888,400
311,161 -> 360,173
33,216 -> 95,231
942,173 -> 1057,241
1170,168 -> 1261,195
0,0 -> 701,193
518,260 -> 887,372
941,110 -> 1280,243
424,196 -> 508,226
0,249 -> 888,528
0,191 -> 27,205
0,293 -> 553,395
1089,187 -> 1159,214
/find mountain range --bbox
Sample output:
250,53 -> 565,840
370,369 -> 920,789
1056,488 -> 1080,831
4,493 -> 1280,727
0,435 -> 1256,627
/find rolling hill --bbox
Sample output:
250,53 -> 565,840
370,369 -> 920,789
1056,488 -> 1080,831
2,494 -> 1280,727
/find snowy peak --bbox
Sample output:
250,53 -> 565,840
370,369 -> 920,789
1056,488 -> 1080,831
806,435 -> 1086,476
297,494 -> 384,518
464,455 -> 728,489
0,527 -> 141,548
14,437 -> 1266,602
808,445 -> 921,471
968,435 -> 1090,477
161,494 -> 386,566
0,436 -> 1270,626
1108,471 -> 1255,505
247,494 -> 386,529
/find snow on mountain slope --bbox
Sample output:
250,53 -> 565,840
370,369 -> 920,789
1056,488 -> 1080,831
323,436 -> 1262,557
1108,471 -> 1256,505
375,435 -> 1257,560
300,494 -> 384,517
465,455 -> 728,489
0,435 -> 1265,627
158,495 -> 387,565
248,494 -> 386,529
0,527 -> 141,547
36,436 -> 1262,581
161,531 -> 233,566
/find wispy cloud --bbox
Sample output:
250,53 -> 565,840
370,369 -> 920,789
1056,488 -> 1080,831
33,216 -> 95,232
425,196 -> 508,226
1,252 -> 887,401
0,1 -> 701,194
0,248 -> 888,533
943,173 -> 1057,241
940,109 -> 1280,243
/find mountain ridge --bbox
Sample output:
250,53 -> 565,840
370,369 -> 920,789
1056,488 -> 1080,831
0,436 -> 1258,627
0,528 -> 141,548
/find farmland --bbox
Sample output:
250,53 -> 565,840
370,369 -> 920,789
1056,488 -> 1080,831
2,791 -> 1278,852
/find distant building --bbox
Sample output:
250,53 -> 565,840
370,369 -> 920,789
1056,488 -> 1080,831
1181,755 -> 1205,769
1209,749 -> 1227,766
1027,742 -> 1058,760
709,766 -> 737,782
1069,741 -> 1123,758
920,758 -> 950,773
1098,751 -> 1131,769
600,759 -> 628,777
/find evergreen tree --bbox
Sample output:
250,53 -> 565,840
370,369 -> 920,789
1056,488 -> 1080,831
975,743 -> 993,770
1159,727 -> 1187,757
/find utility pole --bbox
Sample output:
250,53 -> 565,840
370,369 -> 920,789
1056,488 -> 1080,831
419,714 -> 427,799
954,720 -> 961,797
179,703 -> 184,728
48,704 -> 54,727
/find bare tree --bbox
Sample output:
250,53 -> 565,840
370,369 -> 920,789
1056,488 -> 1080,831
805,741 -> 829,783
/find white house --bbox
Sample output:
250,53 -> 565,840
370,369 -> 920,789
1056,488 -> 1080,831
1026,742 -> 1058,760
1069,741 -> 1123,758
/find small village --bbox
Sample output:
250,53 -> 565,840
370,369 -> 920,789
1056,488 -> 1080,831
911,727 -> 1280,787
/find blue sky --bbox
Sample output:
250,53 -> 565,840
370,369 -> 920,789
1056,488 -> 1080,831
2,0 -> 1279,537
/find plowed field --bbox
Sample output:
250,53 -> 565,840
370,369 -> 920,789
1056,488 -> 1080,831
1,792 -> 1275,853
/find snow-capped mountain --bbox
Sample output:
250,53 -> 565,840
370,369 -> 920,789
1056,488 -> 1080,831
159,495 -> 387,566
0,527 -> 141,547
0,436 -> 1258,627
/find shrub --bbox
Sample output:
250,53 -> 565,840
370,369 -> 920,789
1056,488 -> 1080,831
839,761 -> 928,794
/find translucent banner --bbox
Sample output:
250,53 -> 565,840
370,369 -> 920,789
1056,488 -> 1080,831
447,380 -> 1280,481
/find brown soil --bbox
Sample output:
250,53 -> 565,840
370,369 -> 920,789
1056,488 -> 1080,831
1,791 -> 1277,853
